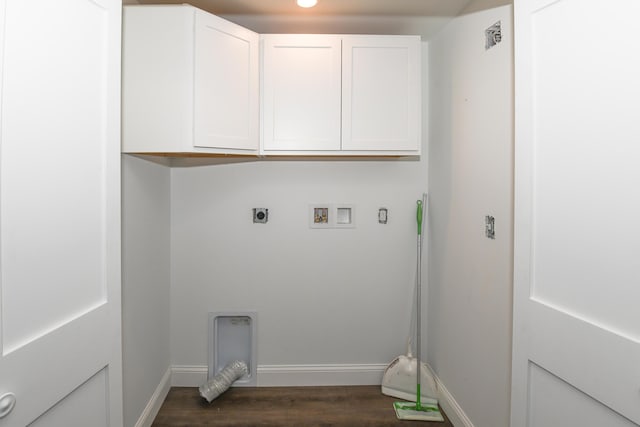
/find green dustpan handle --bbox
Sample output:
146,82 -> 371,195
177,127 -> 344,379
416,200 -> 423,236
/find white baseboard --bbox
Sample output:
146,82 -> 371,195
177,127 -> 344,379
427,365 -> 475,427
170,365 -> 208,387
134,367 -> 172,427
257,364 -> 387,386
171,363 -> 387,388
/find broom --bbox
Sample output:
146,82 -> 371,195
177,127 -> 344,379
393,196 -> 444,422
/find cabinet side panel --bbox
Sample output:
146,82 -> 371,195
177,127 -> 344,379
122,6 -> 193,153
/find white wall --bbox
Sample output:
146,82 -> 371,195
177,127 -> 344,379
427,4 -> 513,427
122,155 -> 172,427
170,159 -> 424,368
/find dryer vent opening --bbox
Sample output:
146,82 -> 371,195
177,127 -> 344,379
208,312 -> 257,387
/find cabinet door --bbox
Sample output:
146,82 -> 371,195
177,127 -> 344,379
342,36 -> 421,151
262,35 -> 341,152
194,11 -> 259,151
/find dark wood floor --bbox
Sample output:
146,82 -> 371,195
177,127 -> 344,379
152,386 -> 454,427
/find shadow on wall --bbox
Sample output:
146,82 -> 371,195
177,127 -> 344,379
460,0 -> 513,15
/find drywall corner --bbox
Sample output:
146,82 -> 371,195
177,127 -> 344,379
427,3 -> 513,427
122,154 -> 172,427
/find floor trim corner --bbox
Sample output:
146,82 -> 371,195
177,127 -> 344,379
134,367 -> 172,427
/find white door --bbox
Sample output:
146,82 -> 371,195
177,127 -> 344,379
512,1 -> 640,426
194,10 -> 259,151
0,0 -> 122,426
262,35 -> 342,152
341,36 -> 420,152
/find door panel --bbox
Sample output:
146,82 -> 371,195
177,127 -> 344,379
529,0 -> 640,340
1,0 -> 108,347
528,303 -> 640,419
0,0 -> 122,425
528,364 -> 637,427
512,0 -> 640,425
29,369 -> 109,427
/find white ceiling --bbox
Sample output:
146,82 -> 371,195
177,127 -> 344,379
134,0 -> 475,17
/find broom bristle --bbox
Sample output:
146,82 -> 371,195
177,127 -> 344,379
393,401 -> 445,422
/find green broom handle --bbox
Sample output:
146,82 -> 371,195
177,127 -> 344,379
416,198 -> 423,409
417,200 -> 423,235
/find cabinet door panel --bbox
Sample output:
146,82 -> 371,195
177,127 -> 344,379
194,11 -> 259,150
262,35 -> 341,151
342,36 -> 420,151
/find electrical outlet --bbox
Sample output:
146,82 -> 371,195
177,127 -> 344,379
253,208 -> 268,223
378,208 -> 388,224
485,215 -> 495,239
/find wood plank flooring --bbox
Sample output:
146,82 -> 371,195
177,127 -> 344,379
152,386 -> 454,426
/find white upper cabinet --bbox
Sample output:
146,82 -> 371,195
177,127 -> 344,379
261,34 -> 421,155
342,36 -> 421,152
262,35 -> 342,152
122,5 -> 259,154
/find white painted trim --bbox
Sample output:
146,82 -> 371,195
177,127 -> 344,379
171,365 -> 208,387
427,365 -> 474,427
170,363 -> 387,388
135,367 -> 172,427
257,364 -> 387,387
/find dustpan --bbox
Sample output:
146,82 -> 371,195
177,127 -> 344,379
381,355 -> 437,405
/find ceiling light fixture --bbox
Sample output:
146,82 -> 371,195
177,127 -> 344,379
297,0 -> 317,8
